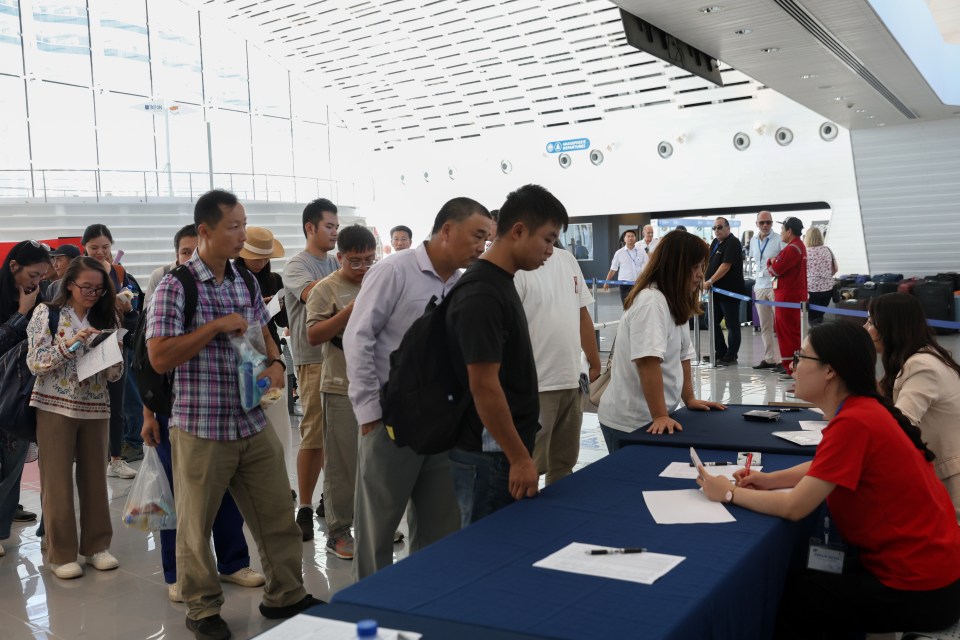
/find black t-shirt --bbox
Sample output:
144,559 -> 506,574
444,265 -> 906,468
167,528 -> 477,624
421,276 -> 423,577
446,259 -> 539,453
707,236 -> 746,294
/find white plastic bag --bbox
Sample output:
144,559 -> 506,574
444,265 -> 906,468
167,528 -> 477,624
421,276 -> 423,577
229,325 -> 281,410
122,446 -> 176,531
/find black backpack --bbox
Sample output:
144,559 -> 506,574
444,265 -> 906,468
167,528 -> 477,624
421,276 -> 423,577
0,304 -> 61,443
380,287 -> 472,455
132,264 -> 256,415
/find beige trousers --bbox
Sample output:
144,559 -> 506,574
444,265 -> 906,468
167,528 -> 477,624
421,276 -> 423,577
533,388 -> 583,485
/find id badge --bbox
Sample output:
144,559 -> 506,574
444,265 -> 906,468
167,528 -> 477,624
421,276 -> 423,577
807,537 -> 845,574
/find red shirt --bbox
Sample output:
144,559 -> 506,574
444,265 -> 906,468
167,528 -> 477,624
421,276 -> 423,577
767,237 -> 807,295
808,395 -> 960,590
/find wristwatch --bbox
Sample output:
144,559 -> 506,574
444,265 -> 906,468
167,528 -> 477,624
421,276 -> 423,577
268,357 -> 286,371
725,486 -> 735,504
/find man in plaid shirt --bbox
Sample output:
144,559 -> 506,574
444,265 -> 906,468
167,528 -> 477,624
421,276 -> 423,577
147,189 -> 320,640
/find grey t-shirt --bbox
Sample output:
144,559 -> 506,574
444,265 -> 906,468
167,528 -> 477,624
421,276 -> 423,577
282,250 -> 339,365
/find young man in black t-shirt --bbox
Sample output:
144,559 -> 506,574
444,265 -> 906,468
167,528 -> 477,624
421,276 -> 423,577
703,216 -> 746,364
446,184 -> 569,525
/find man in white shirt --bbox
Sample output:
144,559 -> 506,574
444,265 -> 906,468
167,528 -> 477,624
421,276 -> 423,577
344,197 -> 493,580
640,225 -> 658,257
604,229 -> 643,305
748,210 -> 785,369
515,248 -> 601,484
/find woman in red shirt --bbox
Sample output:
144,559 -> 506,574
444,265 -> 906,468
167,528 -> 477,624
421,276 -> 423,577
698,322 -> 960,636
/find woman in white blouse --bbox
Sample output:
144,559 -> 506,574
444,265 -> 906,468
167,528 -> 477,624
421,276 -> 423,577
867,292 -> 960,518
27,257 -> 123,579
598,231 -> 726,451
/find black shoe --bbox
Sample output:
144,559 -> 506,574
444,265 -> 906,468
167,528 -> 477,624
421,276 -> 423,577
290,489 -> 297,503
296,507 -> 314,541
772,364 -> 789,375
14,505 -> 37,522
752,361 -> 776,370
259,594 -> 325,620
315,494 -> 325,518
186,614 -> 231,640
719,355 -> 738,365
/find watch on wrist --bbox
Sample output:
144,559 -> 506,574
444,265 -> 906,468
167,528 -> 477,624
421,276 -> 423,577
725,486 -> 735,504
268,357 -> 286,371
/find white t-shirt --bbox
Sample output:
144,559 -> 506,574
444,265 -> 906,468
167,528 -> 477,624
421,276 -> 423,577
609,246 -> 644,282
515,250 -> 594,391
598,286 -> 694,432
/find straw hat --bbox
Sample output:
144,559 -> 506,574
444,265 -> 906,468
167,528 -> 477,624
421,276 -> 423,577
240,227 -> 284,260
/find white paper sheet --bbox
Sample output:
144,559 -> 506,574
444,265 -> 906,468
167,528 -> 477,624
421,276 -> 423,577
659,461 -> 762,480
808,407 -> 825,416
772,430 -> 823,446
799,420 -> 829,432
533,542 -> 685,586
266,289 -> 284,319
642,489 -> 736,524
77,332 -> 123,382
255,614 -> 422,640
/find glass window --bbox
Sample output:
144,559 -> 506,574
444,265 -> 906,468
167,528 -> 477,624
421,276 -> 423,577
252,115 -> 292,176
209,108 -> 251,174
148,0 -> 201,104
29,0 -> 91,86
90,0 -> 150,95
291,78 -> 327,124
0,75 -> 30,198
165,103 -> 209,175
249,46 -> 289,118
28,80 -> 96,169
0,0 -> 23,76
292,119 -> 330,179
201,16 -> 248,112
96,91 -> 156,170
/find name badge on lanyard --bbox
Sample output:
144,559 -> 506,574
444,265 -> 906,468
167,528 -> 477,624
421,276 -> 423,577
807,516 -> 846,574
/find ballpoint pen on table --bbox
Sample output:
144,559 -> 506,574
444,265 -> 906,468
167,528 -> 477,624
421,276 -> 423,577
586,547 -> 646,555
688,461 -> 731,467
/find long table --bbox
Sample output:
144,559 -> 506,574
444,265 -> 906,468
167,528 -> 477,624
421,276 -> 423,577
331,445 -> 815,640
617,404 -> 822,455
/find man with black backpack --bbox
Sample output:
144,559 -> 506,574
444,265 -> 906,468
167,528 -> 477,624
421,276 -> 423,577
344,197 -> 494,581
445,184 -> 568,524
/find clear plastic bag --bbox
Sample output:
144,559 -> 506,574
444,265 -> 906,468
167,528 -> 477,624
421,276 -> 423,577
229,325 -> 282,410
122,446 -> 176,531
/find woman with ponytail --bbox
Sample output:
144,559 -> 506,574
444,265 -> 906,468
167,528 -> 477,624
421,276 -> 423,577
697,322 -> 960,636
867,292 -> 960,518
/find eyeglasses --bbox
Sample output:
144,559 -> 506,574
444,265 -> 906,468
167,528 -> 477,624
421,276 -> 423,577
711,226 -> 726,231
757,221 -> 773,226
792,351 -> 822,369
346,258 -> 377,270
75,284 -> 107,297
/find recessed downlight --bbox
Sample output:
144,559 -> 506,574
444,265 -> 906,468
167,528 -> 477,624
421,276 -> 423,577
834,96 -> 847,101
800,74 -> 818,79
734,28 -> 753,35
855,109 -> 866,113
760,47 -> 780,53
699,6 -> 725,13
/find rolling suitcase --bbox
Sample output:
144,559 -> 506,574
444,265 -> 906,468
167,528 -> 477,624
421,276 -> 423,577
857,284 -> 879,301
914,282 -> 956,335
898,278 -> 920,295
740,278 -> 755,326
832,299 -> 868,326
937,273 -> 960,290
871,273 -> 903,283
875,282 -> 899,295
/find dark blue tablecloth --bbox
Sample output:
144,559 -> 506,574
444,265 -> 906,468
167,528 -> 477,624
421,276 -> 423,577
618,404 -> 821,455
332,445 -> 816,640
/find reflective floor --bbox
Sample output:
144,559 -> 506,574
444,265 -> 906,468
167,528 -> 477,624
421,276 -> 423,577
4,292 -> 957,639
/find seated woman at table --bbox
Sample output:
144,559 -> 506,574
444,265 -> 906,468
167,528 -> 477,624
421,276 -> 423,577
867,292 -> 960,519
697,322 -> 960,636
597,230 -> 725,452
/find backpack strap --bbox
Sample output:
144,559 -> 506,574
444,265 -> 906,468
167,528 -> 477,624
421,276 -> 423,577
46,304 -> 60,338
169,265 -> 199,329
234,262 -> 259,307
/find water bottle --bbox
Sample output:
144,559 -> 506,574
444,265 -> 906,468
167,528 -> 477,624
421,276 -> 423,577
257,376 -> 271,391
356,619 -> 380,639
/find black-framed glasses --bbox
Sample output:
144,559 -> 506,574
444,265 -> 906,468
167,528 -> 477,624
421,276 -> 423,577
75,284 -> 107,297
792,351 -> 822,369
711,225 -> 726,231
757,221 -> 773,226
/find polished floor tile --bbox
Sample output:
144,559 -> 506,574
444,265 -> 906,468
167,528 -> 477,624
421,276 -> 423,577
3,291 -> 956,639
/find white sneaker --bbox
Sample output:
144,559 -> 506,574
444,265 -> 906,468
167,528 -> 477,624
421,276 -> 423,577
86,550 -> 119,571
51,562 -> 83,579
219,566 -> 266,588
167,582 -> 183,603
0,542 -> 4,557
107,459 -> 137,479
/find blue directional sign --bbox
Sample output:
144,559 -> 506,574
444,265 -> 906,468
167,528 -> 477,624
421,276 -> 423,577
546,138 -> 590,153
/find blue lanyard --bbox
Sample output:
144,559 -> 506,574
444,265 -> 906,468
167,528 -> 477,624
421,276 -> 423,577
710,239 -> 725,260
758,236 -> 770,259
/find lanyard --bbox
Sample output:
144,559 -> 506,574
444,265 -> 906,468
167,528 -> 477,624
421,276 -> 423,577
710,239 -> 725,260
626,248 -> 640,267
758,236 -> 770,259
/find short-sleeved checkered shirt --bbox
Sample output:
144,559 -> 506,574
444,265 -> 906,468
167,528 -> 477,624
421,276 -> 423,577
146,253 -> 270,440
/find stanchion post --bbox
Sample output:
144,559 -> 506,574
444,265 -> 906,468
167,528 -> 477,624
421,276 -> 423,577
707,288 -> 718,369
592,279 -> 601,352
800,300 -> 810,339
692,306 -> 702,366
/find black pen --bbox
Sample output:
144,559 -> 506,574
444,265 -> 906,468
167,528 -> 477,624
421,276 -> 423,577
587,547 -> 646,555
772,408 -> 800,412
688,461 -> 731,467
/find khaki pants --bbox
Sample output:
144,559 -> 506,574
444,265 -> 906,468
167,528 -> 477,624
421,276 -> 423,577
322,392 -> 357,538
171,427 -> 306,621
36,410 -> 112,564
352,423 -> 460,581
532,388 -> 583,485
295,364 -> 324,450
264,385 -> 292,465
755,287 -> 779,364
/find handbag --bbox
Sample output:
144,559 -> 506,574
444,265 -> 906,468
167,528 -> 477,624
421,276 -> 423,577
587,340 -> 615,406
0,305 -> 61,443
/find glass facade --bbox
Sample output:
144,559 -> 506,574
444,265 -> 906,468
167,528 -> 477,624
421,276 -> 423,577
0,0 -> 343,202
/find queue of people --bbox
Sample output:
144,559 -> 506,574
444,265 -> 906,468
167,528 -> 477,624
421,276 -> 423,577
2,196 -> 960,640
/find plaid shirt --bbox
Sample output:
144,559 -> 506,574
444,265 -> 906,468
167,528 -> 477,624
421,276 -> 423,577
146,253 -> 270,440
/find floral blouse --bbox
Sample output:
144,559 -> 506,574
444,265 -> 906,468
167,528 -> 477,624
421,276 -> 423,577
26,304 -> 123,420
806,245 -> 836,293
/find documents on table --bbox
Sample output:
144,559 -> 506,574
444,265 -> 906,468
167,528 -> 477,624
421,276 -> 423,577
255,614 -> 422,640
772,430 -> 823,446
642,489 -> 736,525
808,407 -> 825,416
659,461 -> 762,480
799,420 -> 829,431
77,329 -> 125,382
266,289 -> 284,319
533,542 -> 684,586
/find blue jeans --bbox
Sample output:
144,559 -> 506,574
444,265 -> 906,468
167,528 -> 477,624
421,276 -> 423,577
599,424 -> 632,454
122,350 -> 144,447
154,415 -> 250,584
448,448 -> 514,527
0,435 -> 29,539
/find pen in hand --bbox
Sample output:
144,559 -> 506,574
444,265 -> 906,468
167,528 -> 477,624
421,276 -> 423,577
744,453 -> 753,477
586,548 -> 646,555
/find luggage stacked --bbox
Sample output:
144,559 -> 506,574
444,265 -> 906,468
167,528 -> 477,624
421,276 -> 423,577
916,277 -> 957,335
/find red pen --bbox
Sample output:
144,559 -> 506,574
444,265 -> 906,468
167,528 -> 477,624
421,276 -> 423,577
744,453 -> 753,477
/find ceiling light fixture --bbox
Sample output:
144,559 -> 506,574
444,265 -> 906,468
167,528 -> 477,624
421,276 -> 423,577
734,28 -> 752,35
855,109 -> 866,113
699,6 -> 725,14
834,96 -> 846,101
800,74 -> 818,79
760,47 -> 780,53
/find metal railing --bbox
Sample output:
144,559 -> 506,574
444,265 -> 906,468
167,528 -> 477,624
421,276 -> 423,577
0,169 -> 357,204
